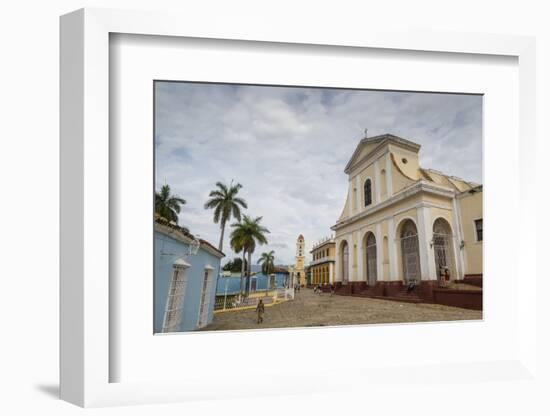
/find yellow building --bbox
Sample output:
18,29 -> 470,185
288,234 -> 306,287
331,133 -> 482,299
310,237 -> 336,285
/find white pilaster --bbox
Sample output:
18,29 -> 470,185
357,232 -> 364,281
347,180 -> 353,217
355,175 -> 361,212
335,244 -> 341,282
375,223 -> 383,282
387,217 -> 398,281
452,196 -> 466,278
374,159 -> 381,203
348,237 -> 354,283
416,206 -> 437,280
385,152 -> 393,197
329,262 -> 334,283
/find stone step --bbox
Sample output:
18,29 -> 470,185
372,295 -> 423,304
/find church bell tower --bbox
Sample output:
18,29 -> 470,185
295,234 -> 305,286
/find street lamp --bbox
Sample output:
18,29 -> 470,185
160,233 -> 201,261
187,234 -> 201,257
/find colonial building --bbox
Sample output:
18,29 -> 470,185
154,215 -> 225,333
288,234 -> 306,287
309,237 -> 336,285
331,133 -> 482,301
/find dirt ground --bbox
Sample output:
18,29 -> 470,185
203,287 -> 482,331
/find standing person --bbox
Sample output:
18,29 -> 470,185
256,299 -> 265,324
330,283 -> 335,296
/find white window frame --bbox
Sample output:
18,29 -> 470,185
197,265 -> 215,329
162,259 -> 190,333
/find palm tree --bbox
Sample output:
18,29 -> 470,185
229,215 -> 269,298
258,250 -> 275,295
204,181 -> 248,252
155,184 -> 186,223
229,233 -> 247,297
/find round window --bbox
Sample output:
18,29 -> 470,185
402,158 -> 408,164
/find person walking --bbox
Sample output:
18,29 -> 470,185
256,299 -> 265,324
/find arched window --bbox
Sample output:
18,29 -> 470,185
433,218 -> 455,284
400,220 -> 421,284
365,233 -> 377,285
364,179 -> 372,206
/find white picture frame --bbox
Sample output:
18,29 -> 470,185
60,7 -> 537,408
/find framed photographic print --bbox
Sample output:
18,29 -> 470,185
60,7 -> 538,408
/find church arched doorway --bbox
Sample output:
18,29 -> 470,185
365,232 -> 377,286
433,218 -> 455,285
399,219 -> 421,284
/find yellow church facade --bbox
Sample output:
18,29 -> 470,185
331,133 -> 482,301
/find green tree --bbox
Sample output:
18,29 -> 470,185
257,250 -> 275,295
155,184 -> 186,223
229,215 -> 269,297
222,260 -> 233,272
222,257 -> 248,273
204,181 -> 248,252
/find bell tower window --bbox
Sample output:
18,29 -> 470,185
364,179 -> 372,207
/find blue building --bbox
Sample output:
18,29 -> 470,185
154,216 -> 224,333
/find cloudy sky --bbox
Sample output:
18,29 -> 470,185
155,82 -> 482,266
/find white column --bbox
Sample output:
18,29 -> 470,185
347,180 -> 353,217
387,217 -> 398,281
452,196 -> 466,279
355,175 -> 361,212
374,159 -> 381,203
335,242 -> 341,282
385,152 -> 393,197
416,206 -> 437,280
329,262 -> 334,283
375,222 -> 383,282
356,232 -> 364,281
348,237 -> 354,283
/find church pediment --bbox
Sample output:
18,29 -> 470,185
344,133 -> 421,174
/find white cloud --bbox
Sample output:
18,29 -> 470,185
155,82 -> 482,265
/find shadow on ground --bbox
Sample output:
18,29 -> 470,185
34,384 -> 59,399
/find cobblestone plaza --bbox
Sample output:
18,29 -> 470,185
203,288 -> 481,331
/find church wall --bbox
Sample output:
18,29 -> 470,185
428,206 -> 454,228
347,151 -> 389,215
389,144 -> 421,180
421,192 -> 452,206
390,162 -> 417,195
